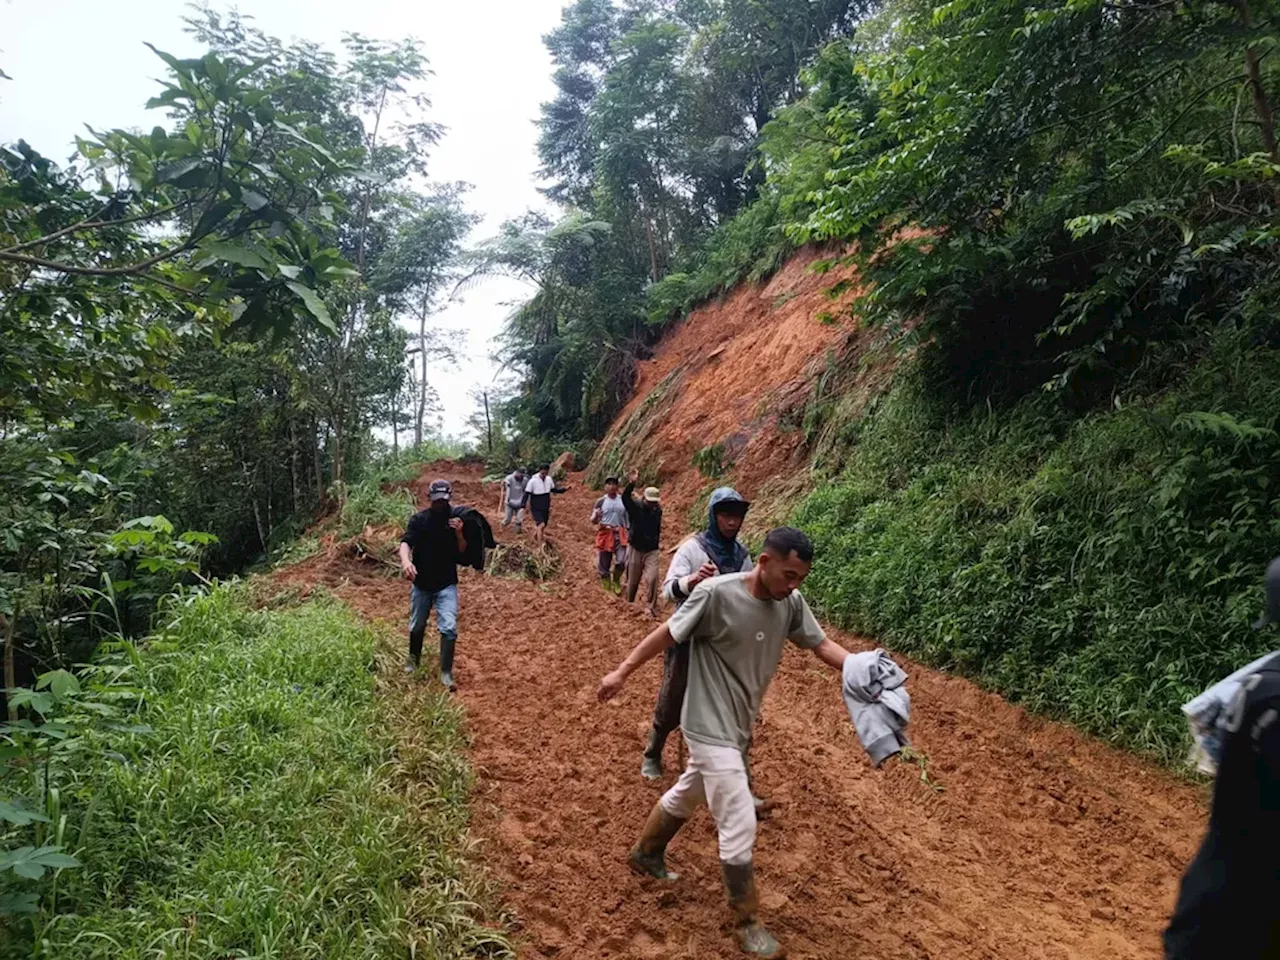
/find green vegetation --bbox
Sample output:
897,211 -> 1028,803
2,10 -> 478,699
499,0 -> 1280,761
0,585 -> 508,957
797,333 -> 1280,762
692,442 -> 732,479
481,1 -> 863,439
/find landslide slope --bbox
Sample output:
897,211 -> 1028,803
589,246 -> 886,530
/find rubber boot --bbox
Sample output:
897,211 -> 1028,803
438,633 -> 457,692
722,861 -> 785,958
641,728 -> 665,780
628,802 -> 685,881
406,627 -> 425,674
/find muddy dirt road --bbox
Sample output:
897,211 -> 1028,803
279,464 -> 1207,960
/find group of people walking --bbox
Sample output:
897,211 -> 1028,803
397,465 -> 1280,960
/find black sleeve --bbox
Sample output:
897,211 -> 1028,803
623,483 -> 640,519
400,513 -> 423,547
553,485 -> 567,494
1257,695 -> 1280,812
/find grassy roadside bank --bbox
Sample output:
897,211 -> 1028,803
2,584 -> 509,959
795,334 -> 1280,764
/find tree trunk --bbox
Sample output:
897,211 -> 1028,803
332,409 -> 345,488
289,418 -> 300,514
415,292 -> 431,449
2,611 -> 15,722
1235,0 -> 1278,160
241,459 -> 268,551
484,390 -> 493,454
313,421 -> 326,505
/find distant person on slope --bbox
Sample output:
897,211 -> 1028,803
599,527 -> 850,960
497,467 -> 527,534
590,474 -> 630,594
1165,556 -> 1280,960
622,468 -> 662,618
399,479 -> 466,690
641,487 -> 754,782
524,464 -> 567,547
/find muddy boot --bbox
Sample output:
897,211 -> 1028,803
628,802 -> 685,881
722,861 -> 784,958
403,655 -> 419,674
641,729 -> 665,780
438,633 -> 457,692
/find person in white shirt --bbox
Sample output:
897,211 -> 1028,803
523,464 -> 566,546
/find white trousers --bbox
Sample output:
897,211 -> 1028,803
659,739 -> 756,865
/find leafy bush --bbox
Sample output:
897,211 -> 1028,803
795,333 -> 1280,762
337,480 -> 416,539
1,585 -> 509,958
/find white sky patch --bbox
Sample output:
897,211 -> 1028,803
0,0 -> 566,440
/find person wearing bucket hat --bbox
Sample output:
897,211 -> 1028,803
1165,556 -> 1280,959
622,469 -> 664,618
399,479 -> 466,690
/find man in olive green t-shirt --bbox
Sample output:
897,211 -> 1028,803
598,527 -> 851,959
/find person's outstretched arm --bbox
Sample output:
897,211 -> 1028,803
810,637 -> 851,671
598,623 -> 676,701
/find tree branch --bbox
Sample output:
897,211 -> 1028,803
0,239 -> 196,276
0,200 -> 187,255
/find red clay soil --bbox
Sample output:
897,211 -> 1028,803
593,246 -> 886,526
273,462 -> 1207,960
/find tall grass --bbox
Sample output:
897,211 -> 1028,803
18,586 -> 509,959
795,331 -> 1280,763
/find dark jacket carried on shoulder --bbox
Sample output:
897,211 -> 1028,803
451,506 -> 495,571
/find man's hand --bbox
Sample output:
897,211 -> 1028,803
690,561 -> 718,587
448,518 -> 464,532
401,560 -> 418,581
629,468 -> 639,484
598,668 -> 628,702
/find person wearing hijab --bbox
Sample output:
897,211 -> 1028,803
641,489 -> 755,781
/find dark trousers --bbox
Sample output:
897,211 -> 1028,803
646,643 -> 754,784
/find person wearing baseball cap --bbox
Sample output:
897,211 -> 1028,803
622,469 -> 663,618
398,478 -> 466,689
1165,556 -> 1280,959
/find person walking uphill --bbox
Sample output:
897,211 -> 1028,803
642,487 -> 754,781
398,479 -> 467,690
591,475 -> 630,594
598,527 -> 851,959
622,469 -> 662,617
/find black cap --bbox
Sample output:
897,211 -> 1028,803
604,475 -> 619,485
1254,556 -> 1280,629
428,479 -> 452,502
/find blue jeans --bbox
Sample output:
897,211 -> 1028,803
409,584 -> 458,658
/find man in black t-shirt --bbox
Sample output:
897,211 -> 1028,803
398,479 -> 467,690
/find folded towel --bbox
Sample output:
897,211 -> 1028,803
842,649 -> 911,765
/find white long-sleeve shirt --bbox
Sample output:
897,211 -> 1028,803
662,534 -> 754,606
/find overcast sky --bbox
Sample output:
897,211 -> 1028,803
0,0 -> 567,441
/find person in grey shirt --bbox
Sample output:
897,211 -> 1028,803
496,468 -> 527,533
598,527 -> 850,959
590,475 -> 631,593
644,487 -> 754,780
